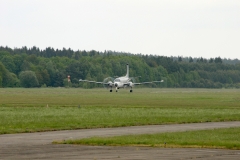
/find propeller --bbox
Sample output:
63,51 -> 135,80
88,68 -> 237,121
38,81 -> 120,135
129,77 -> 138,83
128,77 -> 137,88
103,77 -> 114,89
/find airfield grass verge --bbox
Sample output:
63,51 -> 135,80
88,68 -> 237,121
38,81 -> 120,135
0,88 -> 240,134
57,127 -> 240,150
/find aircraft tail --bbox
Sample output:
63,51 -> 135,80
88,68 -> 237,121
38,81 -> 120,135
126,64 -> 129,78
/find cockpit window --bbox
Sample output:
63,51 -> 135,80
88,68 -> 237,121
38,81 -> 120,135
114,78 -> 120,82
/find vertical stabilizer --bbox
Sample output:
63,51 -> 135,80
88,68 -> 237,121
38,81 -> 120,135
126,64 -> 129,78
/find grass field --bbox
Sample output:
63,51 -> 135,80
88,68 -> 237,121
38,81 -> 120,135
59,127 -> 240,150
0,88 -> 240,134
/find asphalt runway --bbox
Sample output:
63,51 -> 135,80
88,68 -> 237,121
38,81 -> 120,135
1,121 -> 240,159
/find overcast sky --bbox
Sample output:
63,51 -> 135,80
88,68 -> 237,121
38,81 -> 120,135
1,0 -> 240,59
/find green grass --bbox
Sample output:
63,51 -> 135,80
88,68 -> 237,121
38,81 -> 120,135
0,88 -> 240,134
58,127 -> 240,150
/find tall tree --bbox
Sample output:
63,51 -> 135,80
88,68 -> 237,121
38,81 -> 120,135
19,71 -> 39,88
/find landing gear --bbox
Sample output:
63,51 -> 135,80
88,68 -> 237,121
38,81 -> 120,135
110,89 -> 112,92
130,89 -> 133,92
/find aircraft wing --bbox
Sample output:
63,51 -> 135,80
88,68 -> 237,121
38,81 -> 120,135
79,79 -> 113,85
79,79 -> 103,84
133,80 -> 164,85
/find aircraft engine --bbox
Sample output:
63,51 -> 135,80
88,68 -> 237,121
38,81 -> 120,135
108,81 -> 114,87
128,82 -> 134,87
103,77 -> 114,89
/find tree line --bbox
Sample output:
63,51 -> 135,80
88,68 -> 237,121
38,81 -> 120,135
0,46 -> 240,88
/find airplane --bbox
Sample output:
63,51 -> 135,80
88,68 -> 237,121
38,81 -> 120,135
79,64 -> 164,92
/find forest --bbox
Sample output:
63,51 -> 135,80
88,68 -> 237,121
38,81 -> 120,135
0,46 -> 240,88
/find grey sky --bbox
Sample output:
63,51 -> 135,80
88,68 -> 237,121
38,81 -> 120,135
1,0 -> 240,59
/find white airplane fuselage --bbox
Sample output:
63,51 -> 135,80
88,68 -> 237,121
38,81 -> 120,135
113,64 -> 132,90
114,76 -> 130,89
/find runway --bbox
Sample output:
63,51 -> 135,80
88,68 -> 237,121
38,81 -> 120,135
1,121 -> 240,159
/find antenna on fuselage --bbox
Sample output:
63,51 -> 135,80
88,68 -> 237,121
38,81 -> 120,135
126,64 -> 129,78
